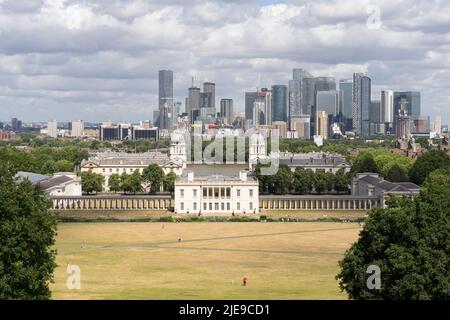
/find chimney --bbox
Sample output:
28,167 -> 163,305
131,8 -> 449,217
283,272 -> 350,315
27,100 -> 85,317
240,171 -> 247,181
188,171 -> 194,182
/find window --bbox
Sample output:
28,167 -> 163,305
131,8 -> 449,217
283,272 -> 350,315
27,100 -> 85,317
227,203 -> 230,211
109,168 -> 112,172
220,188 -> 225,197
215,203 -> 219,210
214,188 -> 219,198
208,188 -> 213,197
203,188 -> 207,197
180,202 -> 184,210
180,189 -> 184,197
102,168 -> 106,173
221,203 -> 224,211
116,168 -> 119,172
237,202 -> 240,210
193,189 -> 197,197
209,203 -> 212,211
249,189 -> 253,197
237,189 -> 241,197
193,203 -> 197,211
203,203 -> 207,211
249,202 -> 253,210
226,188 -> 231,198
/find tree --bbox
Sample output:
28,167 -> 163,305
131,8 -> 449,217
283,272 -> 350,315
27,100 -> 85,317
273,165 -> 293,194
121,171 -> 143,194
108,173 -> 122,193
0,164 -> 57,299
314,170 -> 329,194
409,150 -> 450,185
81,171 -> 104,194
333,169 -> 350,193
142,164 -> 165,193
54,160 -> 74,172
336,169 -> 450,299
387,164 -> 409,182
163,172 -> 177,193
351,152 -> 379,175
292,167 -> 312,195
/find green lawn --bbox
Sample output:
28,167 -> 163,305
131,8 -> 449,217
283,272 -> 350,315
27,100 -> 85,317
51,222 -> 360,299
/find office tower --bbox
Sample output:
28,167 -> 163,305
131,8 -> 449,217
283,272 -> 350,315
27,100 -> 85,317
394,91 -> 421,118
158,70 -> 173,130
252,89 -> 272,126
434,114 -> 442,135
187,86 -> 201,123
11,118 -> 22,132
396,99 -> 411,139
315,111 -> 329,139
272,85 -> 288,122
352,73 -> 371,137
381,90 -> 394,124
220,99 -> 234,125
203,82 -> 215,110
316,90 -> 339,116
245,92 -> 258,121
411,116 -> 430,134
171,101 -> 181,126
369,101 -> 381,135
289,68 -> 313,120
339,79 -> 353,129
314,77 -> 336,93
70,120 -> 84,137
47,120 -> 58,138
290,116 -> 311,139
272,121 -> 288,138
302,77 -> 316,114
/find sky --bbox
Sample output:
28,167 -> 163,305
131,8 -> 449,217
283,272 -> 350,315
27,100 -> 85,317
0,0 -> 449,123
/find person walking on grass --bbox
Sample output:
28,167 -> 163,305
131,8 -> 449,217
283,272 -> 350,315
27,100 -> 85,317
243,275 -> 248,286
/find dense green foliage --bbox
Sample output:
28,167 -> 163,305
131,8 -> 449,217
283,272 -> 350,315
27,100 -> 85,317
0,164 -> 57,299
120,170 -> 143,194
253,163 -> 351,195
0,146 -> 89,175
409,150 -> 450,185
80,171 -> 104,194
142,164 -> 165,193
351,149 -> 414,180
337,169 -> 450,300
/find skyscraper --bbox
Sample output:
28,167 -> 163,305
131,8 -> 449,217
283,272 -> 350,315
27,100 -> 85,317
434,113 -> 442,135
381,90 -> 394,124
245,92 -> 258,122
271,85 -> 288,122
70,120 -> 84,137
394,91 -> 421,117
396,99 -> 411,139
315,111 -> 329,139
220,99 -> 234,125
289,68 -> 312,120
158,70 -> 173,130
316,90 -> 338,116
187,86 -> 200,123
352,73 -> 371,137
339,79 -> 353,130
252,89 -> 272,126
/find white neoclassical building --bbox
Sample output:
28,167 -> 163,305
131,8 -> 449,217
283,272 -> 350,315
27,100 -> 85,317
80,151 -> 184,191
174,170 -> 259,214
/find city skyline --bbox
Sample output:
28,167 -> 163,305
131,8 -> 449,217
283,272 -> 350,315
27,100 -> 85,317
0,0 -> 449,123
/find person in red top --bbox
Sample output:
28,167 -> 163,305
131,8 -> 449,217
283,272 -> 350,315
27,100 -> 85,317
243,275 -> 248,286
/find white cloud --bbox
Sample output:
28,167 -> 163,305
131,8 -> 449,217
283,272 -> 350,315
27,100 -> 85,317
0,0 -> 449,122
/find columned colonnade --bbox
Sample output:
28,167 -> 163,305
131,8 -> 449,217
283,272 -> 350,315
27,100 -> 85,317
51,196 -> 173,210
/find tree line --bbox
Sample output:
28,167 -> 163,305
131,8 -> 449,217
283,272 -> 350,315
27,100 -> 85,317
252,164 -> 351,195
81,164 -> 176,195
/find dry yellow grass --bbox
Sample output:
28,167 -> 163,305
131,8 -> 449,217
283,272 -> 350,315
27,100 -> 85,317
51,222 -> 360,300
